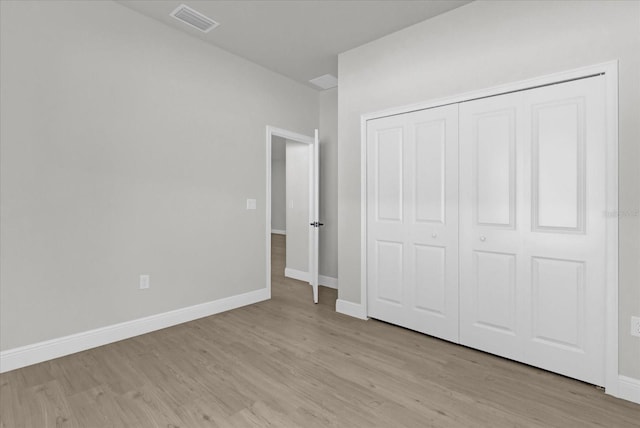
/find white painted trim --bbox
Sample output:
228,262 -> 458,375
284,267 -> 338,289
603,62 -> 620,397
284,267 -> 308,282
0,288 -> 269,373
266,126 -> 273,298
319,275 -> 338,289
271,229 -> 286,235
359,61 -> 619,395
336,299 -> 368,320
267,126 -> 314,145
360,114 -> 368,317
614,376 -> 640,404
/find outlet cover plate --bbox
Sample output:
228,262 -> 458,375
631,316 -> 640,338
139,274 -> 150,290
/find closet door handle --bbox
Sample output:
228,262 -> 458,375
480,235 -> 487,242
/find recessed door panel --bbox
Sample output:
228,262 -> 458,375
532,100 -> 585,232
375,240 -> 403,305
414,120 -> 446,224
413,244 -> 446,315
475,111 -> 515,227
532,257 -> 584,351
376,128 -> 403,222
473,251 -> 516,333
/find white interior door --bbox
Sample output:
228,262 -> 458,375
367,105 -> 459,342
309,129 -> 320,303
459,76 -> 607,386
458,90 -> 524,361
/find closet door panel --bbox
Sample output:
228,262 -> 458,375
459,92 -> 525,361
460,76 -> 606,386
367,116 -> 407,324
367,105 -> 459,342
522,77 -> 606,386
404,106 -> 459,341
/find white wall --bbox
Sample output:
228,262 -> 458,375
0,0 -> 318,351
337,0 -> 640,378
271,137 -> 286,233
319,88 -> 339,279
285,141 -> 310,273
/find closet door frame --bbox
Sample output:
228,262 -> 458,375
359,61 -> 619,396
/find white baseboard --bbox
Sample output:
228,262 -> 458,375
336,299 -> 368,320
284,267 -> 338,289
271,229 -> 286,235
319,275 -> 338,289
284,267 -> 308,282
0,288 -> 269,374
612,375 -> 640,404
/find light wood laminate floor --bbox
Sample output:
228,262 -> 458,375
1,234 -> 639,427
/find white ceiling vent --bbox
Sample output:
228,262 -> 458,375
309,74 -> 338,90
170,4 -> 219,33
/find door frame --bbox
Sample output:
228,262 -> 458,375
359,61 -> 619,396
265,126 -> 315,299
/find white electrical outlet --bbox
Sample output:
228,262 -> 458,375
632,316 -> 640,338
139,274 -> 150,290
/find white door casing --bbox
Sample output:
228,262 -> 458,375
309,129 -> 320,303
367,105 -> 459,342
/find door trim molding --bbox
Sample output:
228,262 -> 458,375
265,126 -> 314,300
358,61 -> 620,398
284,267 -> 338,289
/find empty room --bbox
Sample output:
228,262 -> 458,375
1,1 -> 639,426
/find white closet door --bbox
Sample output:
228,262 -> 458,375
459,90 -> 525,361
459,76 -> 606,386
367,105 -> 459,342
522,78 -> 606,385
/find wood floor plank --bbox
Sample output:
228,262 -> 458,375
1,233 -> 638,427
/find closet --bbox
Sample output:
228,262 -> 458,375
366,75 -> 607,386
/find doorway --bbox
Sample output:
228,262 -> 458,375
265,126 -> 320,303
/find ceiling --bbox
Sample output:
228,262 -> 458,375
117,1 -> 471,90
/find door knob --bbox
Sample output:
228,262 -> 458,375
432,233 -> 438,238
480,236 -> 486,242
